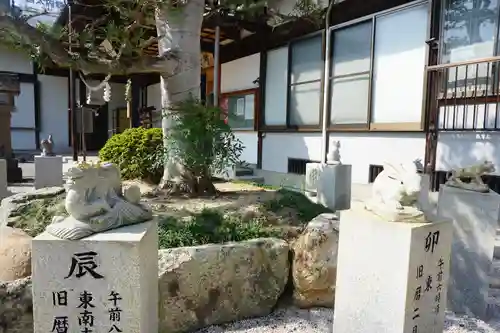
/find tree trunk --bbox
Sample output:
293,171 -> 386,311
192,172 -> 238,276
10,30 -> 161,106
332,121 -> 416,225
155,0 -> 205,194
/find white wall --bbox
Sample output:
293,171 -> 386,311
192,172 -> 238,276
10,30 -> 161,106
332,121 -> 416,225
221,53 -> 260,93
11,131 -> 36,151
221,53 -> 260,165
39,75 -> 70,152
329,133 -> 426,184
262,132 -> 426,184
262,133 -> 323,173
108,82 -> 126,137
12,82 -> 35,128
12,82 -> 36,150
436,132 -> 500,174
237,132 -> 258,165
0,47 -> 32,74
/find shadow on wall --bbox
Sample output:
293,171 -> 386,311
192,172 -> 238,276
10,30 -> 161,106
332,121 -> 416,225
258,133 -> 311,191
437,186 -> 500,321
437,132 -> 500,174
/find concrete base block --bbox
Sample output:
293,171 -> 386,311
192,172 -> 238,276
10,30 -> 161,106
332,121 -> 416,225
34,155 -> 63,189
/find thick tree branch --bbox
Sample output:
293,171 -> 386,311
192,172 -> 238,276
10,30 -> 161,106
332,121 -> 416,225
0,12 -> 182,74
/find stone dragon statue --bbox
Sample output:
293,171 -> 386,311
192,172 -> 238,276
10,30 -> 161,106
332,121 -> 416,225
46,161 -> 152,240
445,160 -> 495,193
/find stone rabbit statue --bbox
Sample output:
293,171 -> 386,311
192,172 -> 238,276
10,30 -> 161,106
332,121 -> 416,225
366,161 -> 424,222
40,134 -> 54,156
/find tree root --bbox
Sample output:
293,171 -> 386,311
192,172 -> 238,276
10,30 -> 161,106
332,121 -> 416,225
158,177 -> 219,197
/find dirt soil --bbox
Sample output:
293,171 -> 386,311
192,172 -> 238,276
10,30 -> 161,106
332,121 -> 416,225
124,180 -> 327,241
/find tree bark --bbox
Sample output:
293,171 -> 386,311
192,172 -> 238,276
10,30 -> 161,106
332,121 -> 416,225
155,0 -> 205,193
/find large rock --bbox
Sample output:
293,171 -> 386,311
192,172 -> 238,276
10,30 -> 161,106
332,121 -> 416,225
0,277 -> 33,333
0,228 -> 32,281
292,213 -> 339,308
158,238 -> 289,333
0,187 -> 65,227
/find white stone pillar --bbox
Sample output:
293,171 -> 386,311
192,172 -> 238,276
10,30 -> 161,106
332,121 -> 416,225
34,156 -> 63,189
32,221 -> 158,333
333,210 -> 453,333
317,164 -> 352,211
437,185 -> 500,320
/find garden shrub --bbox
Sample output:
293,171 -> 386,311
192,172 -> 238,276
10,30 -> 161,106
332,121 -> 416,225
158,208 -> 280,249
152,97 -> 244,195
99,127 -> 163,183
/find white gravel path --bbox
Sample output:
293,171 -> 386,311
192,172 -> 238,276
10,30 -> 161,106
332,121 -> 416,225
195,307 -> 500,333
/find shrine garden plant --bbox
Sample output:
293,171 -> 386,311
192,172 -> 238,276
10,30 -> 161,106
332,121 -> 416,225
99,127 -> 164,184
9,193 -> 67,237
155,188 -> 332,248
10,184 -> 331,248
157,208 -> 280,248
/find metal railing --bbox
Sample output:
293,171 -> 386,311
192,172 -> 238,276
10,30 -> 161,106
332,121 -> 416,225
426,56 -> 500,131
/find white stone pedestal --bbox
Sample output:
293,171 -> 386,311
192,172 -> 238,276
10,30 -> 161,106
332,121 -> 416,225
333,210 -> 452,333
418,174 -> 432,213
437,185 -> 500,320
0,158 -> 9,199
305,163 -> 351,211
32,221 -> 158,333
317,164 -> 351,211
34,155 -> 63,189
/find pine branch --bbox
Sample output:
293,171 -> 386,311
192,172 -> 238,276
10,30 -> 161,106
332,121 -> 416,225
0,12 -> 183,74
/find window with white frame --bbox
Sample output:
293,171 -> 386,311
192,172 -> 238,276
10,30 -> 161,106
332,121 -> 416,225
289,35 -> 322,126
371,3 -> 428,123
262,2 -> 430,128
221,90 -> 256,130
264,47 -> 288,125
330,21 -> 372,125
330,3 -> 428,126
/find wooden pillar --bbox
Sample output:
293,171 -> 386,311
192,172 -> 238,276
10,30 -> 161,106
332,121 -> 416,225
131,75 -> 141,128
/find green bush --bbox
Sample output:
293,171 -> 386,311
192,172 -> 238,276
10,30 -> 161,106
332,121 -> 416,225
158,208 -> 279,249
152,97 -> 244,195
99,127 -> 163,183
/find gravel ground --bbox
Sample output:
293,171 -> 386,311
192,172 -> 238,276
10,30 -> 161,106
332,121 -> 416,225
195,307 -> 500,333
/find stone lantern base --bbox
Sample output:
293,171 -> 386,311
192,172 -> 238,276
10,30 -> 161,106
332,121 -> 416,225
0,106 -> 22,183
6,158 -> 22,183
